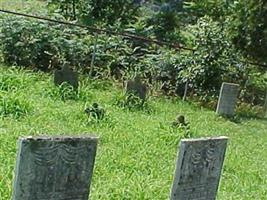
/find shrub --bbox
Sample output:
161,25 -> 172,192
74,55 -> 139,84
47,0 -> 140,26
0,15 -> 93,71
177,16 -> 247,98
0,15 -> 146,79
226,0 -> 267,62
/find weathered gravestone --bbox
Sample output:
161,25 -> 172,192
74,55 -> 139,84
125,75 -> 148,102
12,136 -> 98,200
170,137 -> 228,200
216,82 -> 239,116
54,65 -> 79,89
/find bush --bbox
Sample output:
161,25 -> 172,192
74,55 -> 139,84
226,0 -> 267,62
48,0 -> 140,26
0,15 -> 147,78
177,16 -> 247,98
0,15 -> 93,71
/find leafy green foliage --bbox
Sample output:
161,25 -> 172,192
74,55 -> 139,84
48,0 -> 139,25
115,93 -> 149,111
84,102 -> 105,122
178,16 -> 246,97
1,0 -> 267,108
226,0 -> 267,62
0,15 -> 92,71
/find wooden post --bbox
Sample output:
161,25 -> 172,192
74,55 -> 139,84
89,34 -> 98,78
182,81 -> 189,101
263,91 -> 267,114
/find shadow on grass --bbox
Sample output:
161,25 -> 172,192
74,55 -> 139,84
218,112 -> 267,124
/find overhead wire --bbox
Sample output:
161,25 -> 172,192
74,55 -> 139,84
0,8 -> 193,51
0,8 -> 266,69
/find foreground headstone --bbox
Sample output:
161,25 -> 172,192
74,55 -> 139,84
12,136 -> 98,200
54,65 -> 79,89
125,75 -> 147,102
216,82 -> 239,116
170,137 -> 228,200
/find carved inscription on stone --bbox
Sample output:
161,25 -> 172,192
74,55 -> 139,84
170,137 -> 228,200
54,65 -> 79,89
12,136 -> 98,200
216,83 -> 239,116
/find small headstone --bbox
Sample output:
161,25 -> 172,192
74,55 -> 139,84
54,65 -> 79,89
170,136 -> 228,200
125,75 -> 147,102
12,136 -> 98,200
216,82 -> 239,116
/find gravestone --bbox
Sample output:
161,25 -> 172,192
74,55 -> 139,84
216,82 -> 239,116
125,75 -> 147,102
12,136 -> 98,200
54,65 -> 79,89
170,136 -> 228,200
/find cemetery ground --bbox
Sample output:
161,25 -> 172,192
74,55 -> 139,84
0,66 -> 267,199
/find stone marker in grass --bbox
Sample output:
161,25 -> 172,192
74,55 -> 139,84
12,136 -> 98,200
54,65 -> 79,89
170,137 -> 228,200
125,75 -> 147,102
216,82 -> 239,117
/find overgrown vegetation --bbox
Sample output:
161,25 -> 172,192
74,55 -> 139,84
1,0 -> 266,109
0,66 -> 267,199
0,1 -> 266,199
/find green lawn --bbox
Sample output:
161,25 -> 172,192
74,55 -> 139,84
0,0 -> 45,11
0,66 -> 266,199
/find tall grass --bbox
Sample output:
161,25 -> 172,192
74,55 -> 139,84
0,66 -> 266,199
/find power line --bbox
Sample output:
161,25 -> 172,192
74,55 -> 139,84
0,8 -> 194,51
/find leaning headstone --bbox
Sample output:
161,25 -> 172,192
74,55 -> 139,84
12,136 -> 98,200
125,75 -> 147,102
216,82 -> 239,116
54,65 -> 79,89
170,137 -> 228,200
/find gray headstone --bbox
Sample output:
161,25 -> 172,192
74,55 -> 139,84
125,76 -> 147,101
170,137 -> 228,200
54,65 -> 79,89
216,82 -> 239,116
12,136 -> 98,200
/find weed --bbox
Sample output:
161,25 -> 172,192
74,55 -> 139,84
0,93 -> 32,118
45,82 -> 92,101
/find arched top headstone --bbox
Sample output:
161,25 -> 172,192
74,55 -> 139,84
216,82 -> 239,117
125,75 -> 148,101
54,64 -> 79,89
170,137 -> 228,200
12,136 -> 98,200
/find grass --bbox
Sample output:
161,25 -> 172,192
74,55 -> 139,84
0,0 -> 45,11
0,65 -> 266,199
